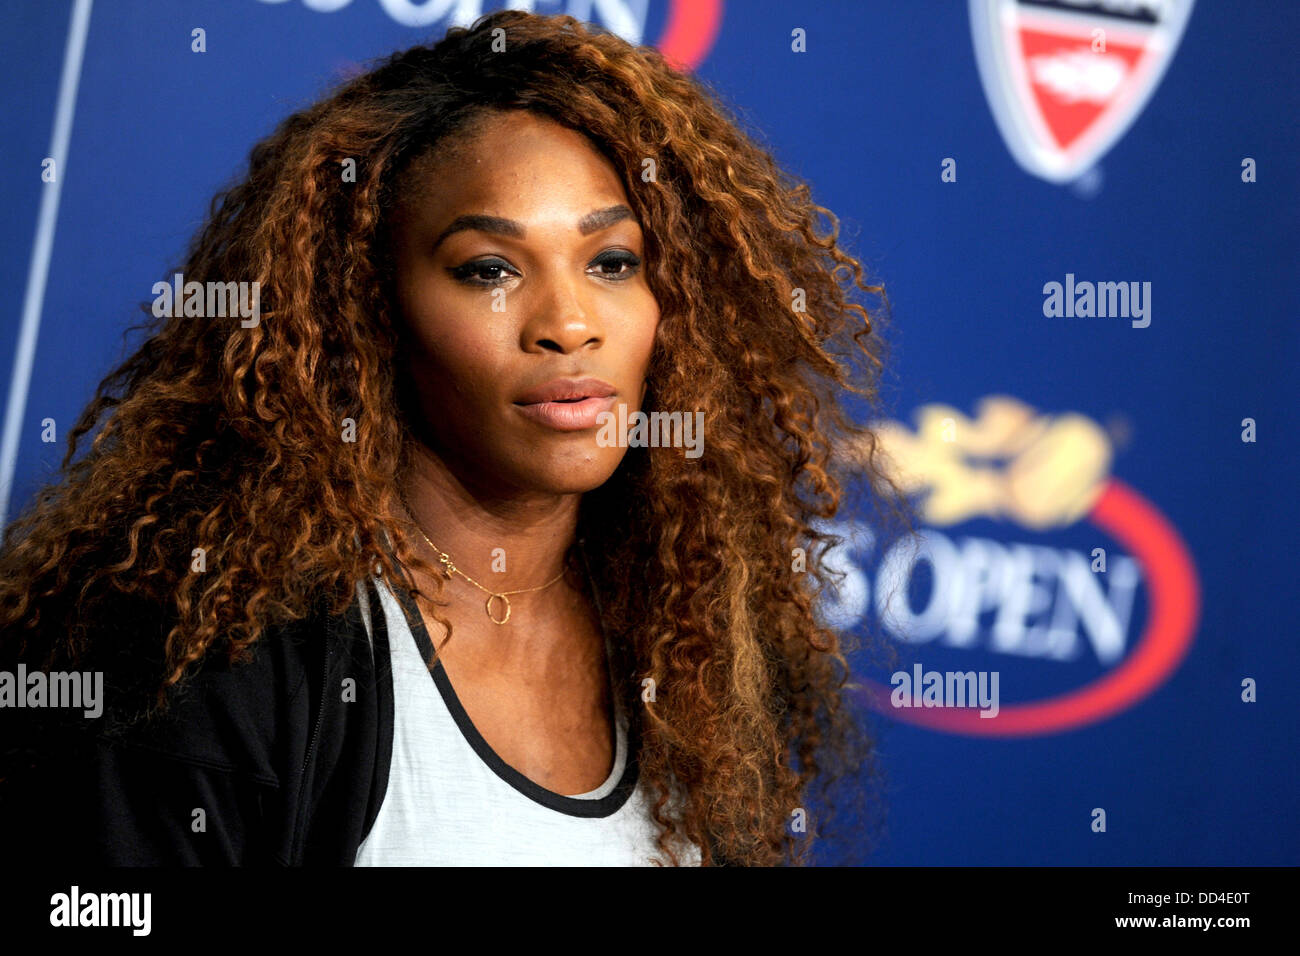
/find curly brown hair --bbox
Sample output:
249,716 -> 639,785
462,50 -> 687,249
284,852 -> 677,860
0,9 -> 915,866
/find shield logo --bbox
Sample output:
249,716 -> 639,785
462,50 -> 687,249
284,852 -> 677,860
970,0 -> 1196,184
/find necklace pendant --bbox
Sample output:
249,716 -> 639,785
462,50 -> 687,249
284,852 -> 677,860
485,592 -> 511,625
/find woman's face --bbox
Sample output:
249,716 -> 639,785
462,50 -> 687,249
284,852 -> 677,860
390,109 -> 659,498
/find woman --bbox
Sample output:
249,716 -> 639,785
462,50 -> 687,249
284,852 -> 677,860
0,10 -> 909,866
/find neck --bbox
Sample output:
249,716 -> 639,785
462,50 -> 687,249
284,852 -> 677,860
395,443 -> 584,615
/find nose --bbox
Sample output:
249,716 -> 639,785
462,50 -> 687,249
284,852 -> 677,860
519,268 -> 604,354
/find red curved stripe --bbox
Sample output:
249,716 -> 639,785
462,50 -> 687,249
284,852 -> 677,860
656,0 -> 724,71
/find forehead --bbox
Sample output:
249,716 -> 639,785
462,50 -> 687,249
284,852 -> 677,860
394,110 -> 631,227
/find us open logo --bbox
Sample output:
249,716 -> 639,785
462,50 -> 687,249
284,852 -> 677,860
827,395 -> 1200,737
255,0 -> 724,71
969,0 -> 1196,184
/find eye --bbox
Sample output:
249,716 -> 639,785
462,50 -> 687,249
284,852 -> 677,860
589,250 -> 641,281
448,257 -> 519,287
448,250 -> 642,287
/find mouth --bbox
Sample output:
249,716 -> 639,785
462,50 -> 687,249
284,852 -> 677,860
511,376 -> 618,431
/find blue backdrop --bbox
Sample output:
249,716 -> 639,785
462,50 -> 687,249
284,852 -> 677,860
1,0 -> 1295,865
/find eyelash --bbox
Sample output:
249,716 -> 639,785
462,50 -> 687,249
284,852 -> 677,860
448,250 -> 641,287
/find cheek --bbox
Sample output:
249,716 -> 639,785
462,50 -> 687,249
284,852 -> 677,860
635,310 -> 661,410
635,311 -> 660,374
622,287 -> 660,365
409,329 -> 489,400
399,282 -> 486,386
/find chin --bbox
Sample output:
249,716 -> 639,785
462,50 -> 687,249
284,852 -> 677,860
521,449 -> 624,495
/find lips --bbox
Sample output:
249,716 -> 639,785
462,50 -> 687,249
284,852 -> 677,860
513,377 -> 618,432
513,377 -> 616,405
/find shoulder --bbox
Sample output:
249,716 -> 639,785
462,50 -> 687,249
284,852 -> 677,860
2,577 -> 388,864
6,581 -> 365,782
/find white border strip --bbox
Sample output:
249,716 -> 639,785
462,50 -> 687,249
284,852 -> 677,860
0,0 -> 94,530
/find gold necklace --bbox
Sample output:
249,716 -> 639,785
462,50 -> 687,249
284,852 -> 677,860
402,505 -> 567,625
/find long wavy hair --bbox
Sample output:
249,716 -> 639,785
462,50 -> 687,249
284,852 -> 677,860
0,10 -> 915,865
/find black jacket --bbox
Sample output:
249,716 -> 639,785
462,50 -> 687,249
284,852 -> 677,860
0,577 -> 396,865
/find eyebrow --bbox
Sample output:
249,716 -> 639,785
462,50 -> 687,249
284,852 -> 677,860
429,204 -> 636,253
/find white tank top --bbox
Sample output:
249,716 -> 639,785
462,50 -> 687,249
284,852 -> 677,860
353,576 -> 700,866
